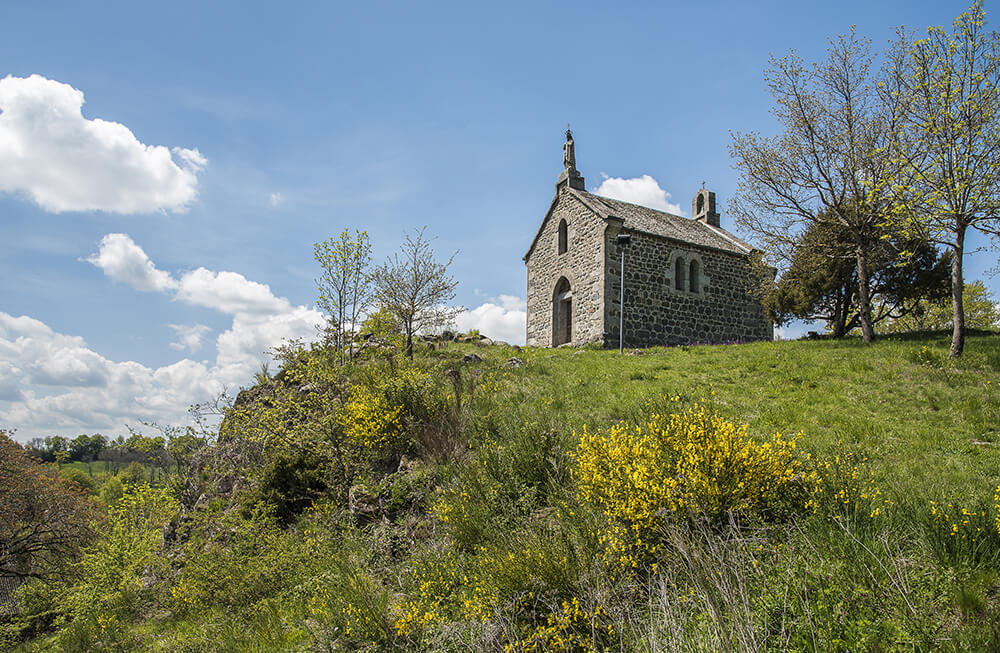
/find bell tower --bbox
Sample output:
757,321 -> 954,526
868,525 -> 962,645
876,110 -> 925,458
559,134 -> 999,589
692,186 -> 720,227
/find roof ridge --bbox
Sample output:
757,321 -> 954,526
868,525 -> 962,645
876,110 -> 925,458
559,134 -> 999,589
580,188 -> 686,222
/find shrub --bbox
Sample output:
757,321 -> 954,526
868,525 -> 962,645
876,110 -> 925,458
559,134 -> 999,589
251,446 -> 331,526
573,404 -> 813,565
118,461 -> 146,485
60,467 -> 98,493
58,483 -> 177,648
338,384 -> 403,453
99,476 -> 124,506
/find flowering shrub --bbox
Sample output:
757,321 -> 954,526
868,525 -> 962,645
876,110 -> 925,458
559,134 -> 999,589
995,485 -> 1000,535
574,404 -> 813,564
394,538 -> 601,650
925,497 -> 1000,566
58,483 -> 177,649
338,385 -> 403,452
506,598 -> 611,653
809,449 -> 889,520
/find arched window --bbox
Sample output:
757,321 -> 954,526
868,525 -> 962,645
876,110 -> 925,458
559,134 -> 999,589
689,259 -> 700,293
696,193 -> 705,215
557,219 -> 568,255
674,257 -> 686,291
552,277 -> 572,346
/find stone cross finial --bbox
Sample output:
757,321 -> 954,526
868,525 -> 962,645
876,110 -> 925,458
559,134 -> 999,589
563,128 -> 576,171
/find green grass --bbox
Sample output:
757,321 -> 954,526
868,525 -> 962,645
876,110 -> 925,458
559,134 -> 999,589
460,333 -> 1000,502
9,331 -> 1000,652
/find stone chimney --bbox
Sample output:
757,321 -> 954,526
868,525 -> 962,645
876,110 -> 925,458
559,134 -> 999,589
556,128 -> 586,191
692,187 -> 720,227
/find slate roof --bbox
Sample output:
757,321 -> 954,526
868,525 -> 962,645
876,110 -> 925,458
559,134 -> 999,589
569,189 -> 755,255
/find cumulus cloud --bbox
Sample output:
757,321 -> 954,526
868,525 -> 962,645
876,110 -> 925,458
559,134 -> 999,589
269,192 -> 283,207
0,317 -> 224,437
168,324 -> 212,353
455,295 -> 526,345
85,233 -> 178,292
0,233 -> 332,440
0,74 -> 205,213
176,268 -> 291,316
594,174 -> 684,215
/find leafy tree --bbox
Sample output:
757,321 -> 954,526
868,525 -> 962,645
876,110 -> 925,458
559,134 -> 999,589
314,229 -> 373,364
68,434 -> 105,471
879,280 -> 999,333
886,2 -> 1000,356
0,430 -> 98,581
731,29 -> 902,343
372,227 -> 461,359
767,219 -> 950,336
166,430 -> 206,476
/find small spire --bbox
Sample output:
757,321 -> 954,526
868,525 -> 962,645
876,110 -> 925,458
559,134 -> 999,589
556,125 -> 585,191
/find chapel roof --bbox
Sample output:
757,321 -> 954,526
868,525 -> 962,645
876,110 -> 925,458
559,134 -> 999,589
568,188 -> 755,255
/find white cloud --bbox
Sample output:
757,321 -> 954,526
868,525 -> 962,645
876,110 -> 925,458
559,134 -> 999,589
455,296 -> 527,345
0,74 -> 205,214
0,233 -> 326,439
168,324 -> 211,353
176,268 -> 292,316
269,192 -> 283,207
85,233 -> 178,292
594,174 -> 684,215
0,317 -> 224,438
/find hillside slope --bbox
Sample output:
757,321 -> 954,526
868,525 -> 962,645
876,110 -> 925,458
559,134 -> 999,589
10,332 -> 1000,652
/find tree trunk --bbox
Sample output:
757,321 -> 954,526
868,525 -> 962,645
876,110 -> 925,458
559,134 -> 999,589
949,225 -> 966,358
831,286 -> 847,338
855,247 -> 875,343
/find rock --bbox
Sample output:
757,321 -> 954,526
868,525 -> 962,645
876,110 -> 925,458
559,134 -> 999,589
397,455 -> 420,473
476,337 -> 494,347
349,485 -> 379,517
504,357 -> 524,368
463,353 -> 482,363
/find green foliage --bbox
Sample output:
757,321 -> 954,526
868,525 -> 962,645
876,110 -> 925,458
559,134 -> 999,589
98,476 -> 124,506
118,461 -> 146,486
13,334 -> 1000,651
250,447 -> 330,526
881,280 -> 1000,333
59,467 -> 98,494
55,484 -> 177,650
314,228 -> 373,365
359,306 -> 401,341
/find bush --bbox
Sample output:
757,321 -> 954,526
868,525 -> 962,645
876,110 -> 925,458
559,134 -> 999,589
251,447 -> 330,526
58,483 -> 177,648
60,467 -> 98,493
338,385 -> 404,454
99,476 -> 124,506
573,404 -> 813,566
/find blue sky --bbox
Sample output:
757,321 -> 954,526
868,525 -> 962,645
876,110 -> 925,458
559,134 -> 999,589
1,0 -> 994,441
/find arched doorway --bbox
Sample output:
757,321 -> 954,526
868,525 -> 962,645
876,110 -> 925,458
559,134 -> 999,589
552,277 -> 572,346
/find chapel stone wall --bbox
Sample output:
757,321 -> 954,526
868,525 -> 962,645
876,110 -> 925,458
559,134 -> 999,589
602,230 -> 771,348
525,188 -> 607,347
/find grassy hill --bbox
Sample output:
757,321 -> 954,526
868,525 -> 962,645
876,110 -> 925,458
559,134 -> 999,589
9,332 -> 1000,652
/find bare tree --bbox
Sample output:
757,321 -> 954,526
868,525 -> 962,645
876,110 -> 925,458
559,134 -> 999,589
730,29 -> 902,343
885,2 -> 1000,357
372,227 -> 461,359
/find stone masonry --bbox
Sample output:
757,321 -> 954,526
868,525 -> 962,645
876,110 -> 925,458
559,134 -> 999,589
523,131 -> 771,348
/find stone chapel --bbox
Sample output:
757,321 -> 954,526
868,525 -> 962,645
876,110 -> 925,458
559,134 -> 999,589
523,130 -> 772,348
